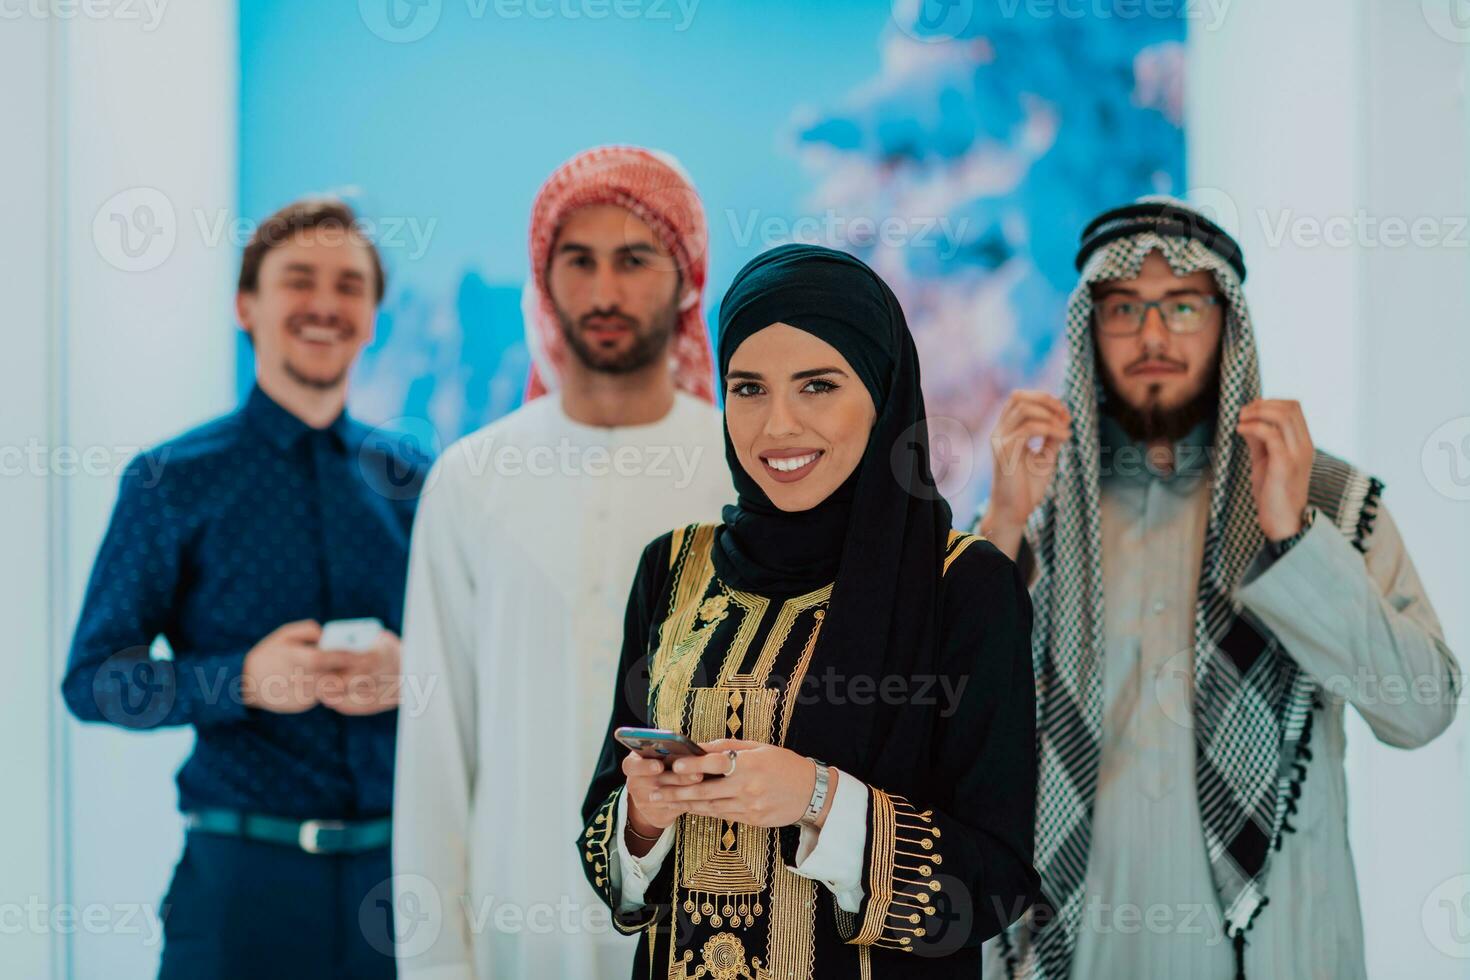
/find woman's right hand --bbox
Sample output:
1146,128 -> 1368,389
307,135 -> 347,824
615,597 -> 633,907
621,751 -> 700,855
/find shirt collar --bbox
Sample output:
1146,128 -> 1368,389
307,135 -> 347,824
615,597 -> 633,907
1098,412 -> 1214,490
243,383 -> 357,455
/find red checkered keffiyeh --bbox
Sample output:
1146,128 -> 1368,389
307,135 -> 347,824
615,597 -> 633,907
522,145 -> 716,404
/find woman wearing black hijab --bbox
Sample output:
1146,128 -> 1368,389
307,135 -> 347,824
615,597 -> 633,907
578,244 -> 1038,977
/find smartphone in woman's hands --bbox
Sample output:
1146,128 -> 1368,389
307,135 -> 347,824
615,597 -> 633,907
614,726 -> 707,761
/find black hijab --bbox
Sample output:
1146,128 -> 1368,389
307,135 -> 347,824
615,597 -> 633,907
713,243 -> 954,781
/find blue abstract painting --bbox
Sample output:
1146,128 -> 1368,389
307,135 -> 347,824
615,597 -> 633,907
239,0 -> 1185,518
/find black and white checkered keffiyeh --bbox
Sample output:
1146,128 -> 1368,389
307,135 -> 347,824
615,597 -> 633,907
1001,200 -> 1383,979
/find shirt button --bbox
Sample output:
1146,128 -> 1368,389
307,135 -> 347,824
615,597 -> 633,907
1152,599 -> 1167,615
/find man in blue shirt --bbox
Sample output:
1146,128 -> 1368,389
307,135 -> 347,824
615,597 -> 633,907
62,198 -> 428,979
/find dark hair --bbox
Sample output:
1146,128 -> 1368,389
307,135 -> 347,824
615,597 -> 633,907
237,198 -> 386,304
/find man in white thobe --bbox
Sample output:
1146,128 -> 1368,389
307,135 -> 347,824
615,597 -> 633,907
392,146 -> 733,979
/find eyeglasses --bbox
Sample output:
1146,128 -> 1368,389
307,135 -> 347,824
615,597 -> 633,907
1094,292 -> 1221,337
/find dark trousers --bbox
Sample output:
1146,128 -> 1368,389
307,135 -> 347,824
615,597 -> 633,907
158,830 -> 396,980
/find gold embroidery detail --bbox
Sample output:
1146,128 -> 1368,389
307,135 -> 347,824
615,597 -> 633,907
651,550 -> 766,729
768,850 -> 816,980
718,584 -> 825,687
678,687 -> 775,918
846,790 -> 948,951
777,591 -> 832,745
698,593 -> 730,624
654,527 -> 833,980
668,933 -> 771,980
943,529 -> 981,576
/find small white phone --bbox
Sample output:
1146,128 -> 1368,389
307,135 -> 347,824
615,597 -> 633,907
319,617 -> 384,654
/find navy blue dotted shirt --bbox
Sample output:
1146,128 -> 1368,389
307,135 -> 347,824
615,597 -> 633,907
62,384 -> 429,819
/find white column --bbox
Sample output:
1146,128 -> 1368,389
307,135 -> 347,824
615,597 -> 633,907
0,12 -> 64,980
1354,4 -> 1470,977
1190,3 -> 1470,977
53,2 -> 239,978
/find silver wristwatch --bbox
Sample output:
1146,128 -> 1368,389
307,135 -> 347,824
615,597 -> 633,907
799,759 -> 831,827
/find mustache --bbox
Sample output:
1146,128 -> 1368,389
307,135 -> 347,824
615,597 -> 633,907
577,310 -> 639,331
1124,354 -> 1187,374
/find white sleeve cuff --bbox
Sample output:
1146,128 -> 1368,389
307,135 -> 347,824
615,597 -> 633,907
612,789 -> 675,911
786,768 -> 868,913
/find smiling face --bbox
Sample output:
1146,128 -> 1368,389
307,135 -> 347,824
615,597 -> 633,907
236,227 -> 379,392
1091,250 -> 1225,441
546,203 -> 681,377
724,323 -> 877,512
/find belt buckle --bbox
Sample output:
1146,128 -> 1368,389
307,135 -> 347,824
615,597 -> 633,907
298,819 -> 346,854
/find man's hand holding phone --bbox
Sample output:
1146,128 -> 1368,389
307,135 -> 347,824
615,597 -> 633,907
241,620 -> 355,713
316,619 -> 402,716
241,618 -> 401,716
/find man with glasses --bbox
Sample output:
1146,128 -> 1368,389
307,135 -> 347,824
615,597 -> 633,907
977,198 -> 1458,978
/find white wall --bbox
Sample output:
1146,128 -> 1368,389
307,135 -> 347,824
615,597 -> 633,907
1,3 -> 238,978
0,12 -> 64,980
1191,3 -> 1470,977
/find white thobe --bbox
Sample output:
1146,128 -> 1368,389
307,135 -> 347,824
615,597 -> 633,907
392,392 -> 733,980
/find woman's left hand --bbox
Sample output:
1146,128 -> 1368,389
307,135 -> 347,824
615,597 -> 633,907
652,738 -> 825,828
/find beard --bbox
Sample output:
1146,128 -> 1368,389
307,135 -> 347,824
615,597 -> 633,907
556,299 -> 677,376
284,359 -> 349,390
1097,348 -> 1220,446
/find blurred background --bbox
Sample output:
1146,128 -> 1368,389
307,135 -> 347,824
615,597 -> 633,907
4,0 -> 1469,976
